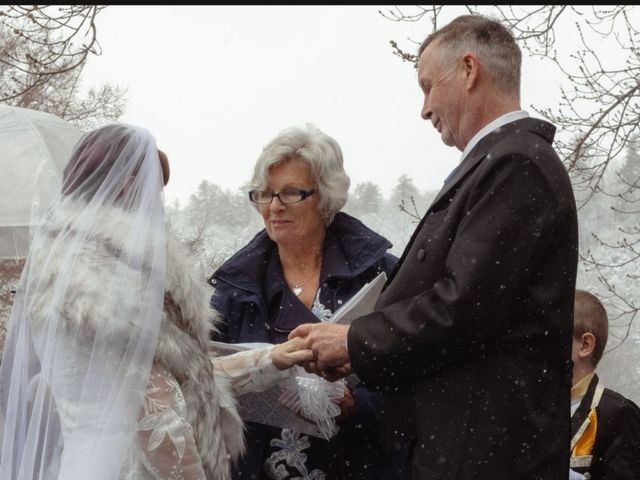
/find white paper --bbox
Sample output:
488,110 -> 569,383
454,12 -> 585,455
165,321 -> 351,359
328,272 -> 386,325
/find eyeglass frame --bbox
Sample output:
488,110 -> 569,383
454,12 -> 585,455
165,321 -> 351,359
248,187 -> 316,205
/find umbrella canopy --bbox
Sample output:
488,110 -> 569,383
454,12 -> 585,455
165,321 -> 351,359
0,105 -> 83,260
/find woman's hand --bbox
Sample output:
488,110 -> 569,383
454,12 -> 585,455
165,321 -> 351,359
272,337 -> 314,370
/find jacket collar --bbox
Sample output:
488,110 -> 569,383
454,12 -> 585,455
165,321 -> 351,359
209,211 -> 392,295
430,117 -> 556,208
263,221 -> 353,303
571,372 -> 596,401
459,110 -> 529,163
570,373 -> 600,437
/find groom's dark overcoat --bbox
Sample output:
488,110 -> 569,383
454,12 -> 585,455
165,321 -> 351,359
348,117 -> 579,479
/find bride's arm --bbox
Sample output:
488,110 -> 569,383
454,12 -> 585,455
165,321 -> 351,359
211,338 -> 313,397
136,362 -> 206,480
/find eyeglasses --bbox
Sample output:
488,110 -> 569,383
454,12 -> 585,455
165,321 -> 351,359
248,187 -> 316,205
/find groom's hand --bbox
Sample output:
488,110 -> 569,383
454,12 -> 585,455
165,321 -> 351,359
289,323 -> 350,375
321,363 -> 352,382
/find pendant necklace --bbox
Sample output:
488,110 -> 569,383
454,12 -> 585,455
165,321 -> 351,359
291,269 -> 317,297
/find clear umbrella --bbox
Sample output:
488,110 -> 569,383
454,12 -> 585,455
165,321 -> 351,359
0,105 -> 83,260
0,105 -> 83,352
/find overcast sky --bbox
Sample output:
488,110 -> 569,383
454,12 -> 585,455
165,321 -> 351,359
82,5 -> 564,206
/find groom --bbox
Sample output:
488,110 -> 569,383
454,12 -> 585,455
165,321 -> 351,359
291,14 -> 578,479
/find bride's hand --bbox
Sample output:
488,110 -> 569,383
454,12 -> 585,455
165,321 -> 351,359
272,337 -> 314,370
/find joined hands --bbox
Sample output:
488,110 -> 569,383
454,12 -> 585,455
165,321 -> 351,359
288,323 -> 352,381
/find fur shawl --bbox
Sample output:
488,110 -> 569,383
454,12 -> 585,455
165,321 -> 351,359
29,199 -> 244,479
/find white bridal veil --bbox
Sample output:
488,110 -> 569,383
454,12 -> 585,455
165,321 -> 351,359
0,124 -> 167,479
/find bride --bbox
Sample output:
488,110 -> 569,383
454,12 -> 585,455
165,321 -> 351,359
0,123 -> 312,480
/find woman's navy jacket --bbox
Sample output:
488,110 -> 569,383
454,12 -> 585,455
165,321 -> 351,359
208,212 -> 402,480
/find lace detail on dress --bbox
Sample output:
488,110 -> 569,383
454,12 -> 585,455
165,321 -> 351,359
211,345 -> 291,397
264,429 -> 326,480
135,362 -> 206,480
310,289 -> 332,322
132,348 -> 287,479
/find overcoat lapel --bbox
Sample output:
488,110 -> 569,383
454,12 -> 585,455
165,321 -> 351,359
381,130 -> 490,289
381,117 -> 556,292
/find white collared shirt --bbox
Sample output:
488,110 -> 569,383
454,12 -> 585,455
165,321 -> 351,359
459,110 -> 529,163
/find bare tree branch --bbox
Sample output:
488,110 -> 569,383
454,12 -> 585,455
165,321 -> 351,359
0,5 -> 105,102
1,5 -> 127,130
399,196 -> 423,222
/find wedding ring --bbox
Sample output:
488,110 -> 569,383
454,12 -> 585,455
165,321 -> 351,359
312,350 -> 318,361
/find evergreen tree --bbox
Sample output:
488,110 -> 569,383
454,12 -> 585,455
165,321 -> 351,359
345,181 -> 383,218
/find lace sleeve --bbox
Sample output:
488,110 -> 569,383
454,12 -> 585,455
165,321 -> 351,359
211,346 -> 291,397
136,362 -> 206,480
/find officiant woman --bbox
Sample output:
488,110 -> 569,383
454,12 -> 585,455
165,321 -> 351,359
208,123 -> 400,480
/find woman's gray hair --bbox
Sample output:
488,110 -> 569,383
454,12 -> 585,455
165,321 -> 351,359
250,123 -> 351,224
